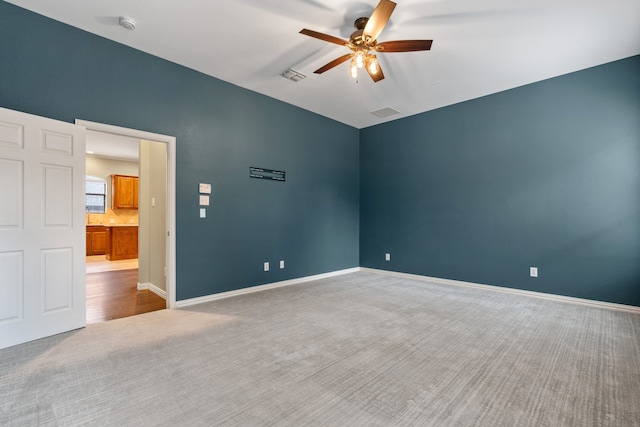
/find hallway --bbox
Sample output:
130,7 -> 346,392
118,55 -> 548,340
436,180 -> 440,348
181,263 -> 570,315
86,257 -> 165,324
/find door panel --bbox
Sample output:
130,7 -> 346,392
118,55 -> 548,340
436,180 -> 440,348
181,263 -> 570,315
0,121 -> 23,148
0,107 -> 86,349
0,159 -> 23,227
43,165 -> 73,227
41,248 -> 73,313
41,130 -> 74,155
0,251 -> 23,322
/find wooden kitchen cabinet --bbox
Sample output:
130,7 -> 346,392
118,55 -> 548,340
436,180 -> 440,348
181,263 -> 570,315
86,226 -> 107,255
105,226 -> 138,260
111,174 -> 139,209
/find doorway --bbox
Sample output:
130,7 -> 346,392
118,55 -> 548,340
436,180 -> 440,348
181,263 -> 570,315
77,120 -> 177,316
85,135 -> 166,322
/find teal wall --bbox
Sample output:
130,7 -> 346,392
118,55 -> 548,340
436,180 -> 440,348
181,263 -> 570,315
361,56 -> 640,306
2,2 -> 638,306
0,2 -> 360,300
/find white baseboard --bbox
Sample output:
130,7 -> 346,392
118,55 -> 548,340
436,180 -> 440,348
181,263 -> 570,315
360,268 -> 640,314
175,267 -> 360,308
137,282 -> 167,300
171,266 -> 639,314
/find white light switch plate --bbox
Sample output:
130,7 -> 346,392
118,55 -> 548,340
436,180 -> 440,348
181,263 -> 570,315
200,208 -> 206,218
199,195 -> 210,206
530,267 -> 538,278
199,183 -> 212,194
264,262 -> 269,272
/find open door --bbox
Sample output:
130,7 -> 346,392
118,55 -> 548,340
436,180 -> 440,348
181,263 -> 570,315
0,107 -> 86,349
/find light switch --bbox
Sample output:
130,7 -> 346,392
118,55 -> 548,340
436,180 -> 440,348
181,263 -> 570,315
199,183 -> 212,194
200,208 -> 206,218
199,195 -> 210,206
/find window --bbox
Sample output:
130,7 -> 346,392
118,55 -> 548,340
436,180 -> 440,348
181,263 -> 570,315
86,178 -> 106,213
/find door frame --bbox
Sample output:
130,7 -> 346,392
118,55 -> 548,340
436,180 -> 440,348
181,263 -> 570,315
76,120 -> 177,309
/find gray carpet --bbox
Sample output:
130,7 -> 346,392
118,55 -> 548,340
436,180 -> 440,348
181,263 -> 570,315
1,271 -> 639,426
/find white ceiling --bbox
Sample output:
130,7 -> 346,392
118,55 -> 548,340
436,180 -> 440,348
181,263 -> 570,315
7,0 -> 640,129
86,130 -> 139,162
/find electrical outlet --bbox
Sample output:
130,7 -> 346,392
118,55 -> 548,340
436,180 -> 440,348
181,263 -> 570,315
280,260 -> 284,269
530,267 -> 538,278
264,262 -> 269,272
385,253 -> 391,261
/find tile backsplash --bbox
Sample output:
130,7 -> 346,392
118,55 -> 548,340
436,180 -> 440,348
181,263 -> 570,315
86,208 -> 138,225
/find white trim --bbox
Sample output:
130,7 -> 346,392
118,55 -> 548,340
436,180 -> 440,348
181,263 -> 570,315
175,268 -> 360,308
360,268 -> 640,314
76,119 -> 177,310
137,283 -> 167,299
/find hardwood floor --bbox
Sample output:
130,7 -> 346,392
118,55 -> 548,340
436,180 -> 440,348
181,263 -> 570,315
86,269 -> 166,324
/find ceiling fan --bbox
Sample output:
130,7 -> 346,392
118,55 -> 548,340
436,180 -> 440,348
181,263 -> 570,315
300,0 -> 433,82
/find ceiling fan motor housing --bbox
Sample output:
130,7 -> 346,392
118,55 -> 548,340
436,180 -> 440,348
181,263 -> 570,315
351,18 -> 372,47
354,17 -> 368,30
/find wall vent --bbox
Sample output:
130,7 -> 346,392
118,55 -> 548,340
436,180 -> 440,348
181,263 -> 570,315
280,68 -> 307,82
370,107 -> 400,118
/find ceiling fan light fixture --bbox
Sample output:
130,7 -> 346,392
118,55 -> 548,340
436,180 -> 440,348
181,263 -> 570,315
354,51 -> 366,69
367,55 -> 379,74
350,59 -> 359,78
299,0 -> 433,83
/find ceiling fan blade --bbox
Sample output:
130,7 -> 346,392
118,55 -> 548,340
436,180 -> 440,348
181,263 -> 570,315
300,29 -> 350,46
362,0 -> 397,43
366,63 -> 385,83
375,40 -> 433,52
314,53 -> 353,74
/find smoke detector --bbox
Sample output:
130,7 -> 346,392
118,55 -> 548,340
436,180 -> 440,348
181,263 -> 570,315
119,16 -> 136,30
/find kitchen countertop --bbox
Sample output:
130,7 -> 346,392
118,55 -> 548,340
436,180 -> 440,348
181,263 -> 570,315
86,224 -> 138,227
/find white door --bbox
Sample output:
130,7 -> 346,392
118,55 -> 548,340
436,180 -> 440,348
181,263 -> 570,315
0,107 -> 86,349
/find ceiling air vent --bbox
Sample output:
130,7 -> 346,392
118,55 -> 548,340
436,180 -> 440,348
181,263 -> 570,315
370,107 -> 400,118
280,68 -> 307,82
